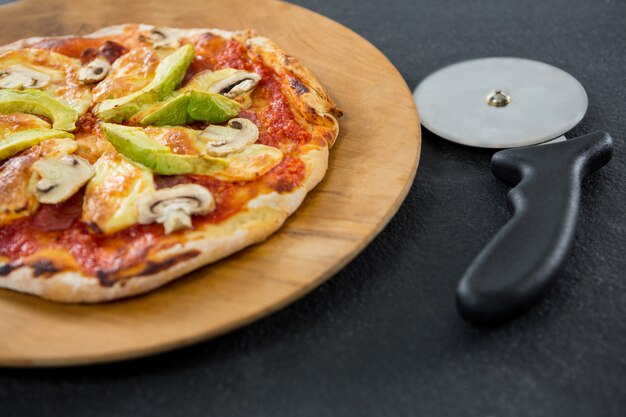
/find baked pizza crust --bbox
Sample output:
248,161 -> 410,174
0,24 -> 339,303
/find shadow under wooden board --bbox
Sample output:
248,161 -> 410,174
0,0 -> 421,366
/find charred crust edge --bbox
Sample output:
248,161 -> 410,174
95,250 -> 201,287
0,263 -> 16,277
290,77 -> 309,95
0,260 -> 59,278
31,260 -> 59,277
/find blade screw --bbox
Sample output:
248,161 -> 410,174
486,89 -> 512,107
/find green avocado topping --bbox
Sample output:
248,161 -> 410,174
136,90 -> 241,126
96,44 -> 195,122
0,128 -> 74,160
0,89 -> 78,131
100,122 -> 227,175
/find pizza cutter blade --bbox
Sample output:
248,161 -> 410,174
413,57 -> 614,324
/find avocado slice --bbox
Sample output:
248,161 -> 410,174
187,91 -> 241,124
0,90 -> 78,131
0,113 -> 51,137
100,122 -> 226,175
97,44 -> 195,123
136,90 -> 241,126
135,93 -> 191,127
0,128 -> 74,161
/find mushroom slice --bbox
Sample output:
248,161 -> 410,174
147,27 -> 184,49
0,65 -> 50,90
33,154 -> 95,204
201,118 -> 259,156
208,71 -> 261,99
136,184 -> 215,234
78,56 -> 111,84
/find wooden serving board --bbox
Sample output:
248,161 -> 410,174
0,0 -> 421,366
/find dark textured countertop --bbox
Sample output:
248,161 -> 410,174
2,0 -> 625,416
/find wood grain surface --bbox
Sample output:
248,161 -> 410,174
0,0 -> 420,366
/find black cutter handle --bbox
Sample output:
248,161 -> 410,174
457,131 -> 613,324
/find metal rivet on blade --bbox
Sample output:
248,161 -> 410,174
486,89 -> 511,107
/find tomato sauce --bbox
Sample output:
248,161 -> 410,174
31,190 -> 84,231
248,62 -> 313,149
0,28 -> 312,278
261,156 -> 306,193
184,35 -> 252,82
31,38 -> 108,59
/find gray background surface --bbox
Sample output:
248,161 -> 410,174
1,0 -> 625,416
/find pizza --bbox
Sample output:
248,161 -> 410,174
0,24 -> 341,302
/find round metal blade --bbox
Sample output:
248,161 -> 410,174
413,57 -> 588,148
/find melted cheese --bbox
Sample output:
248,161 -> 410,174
0,48 -> 92,114
0,113 -> 50,137
0,153 -> 38,224
82,152 -> 155,234
91,46 -> 160,102
0,138 -> 77,225
216,144 -> 283,182
73,132 -> 115,164
145,126 -> 202,155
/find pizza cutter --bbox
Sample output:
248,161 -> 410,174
414,57 -> 614,324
